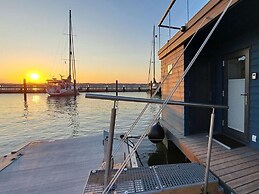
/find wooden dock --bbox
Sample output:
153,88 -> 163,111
0,83 -> 46,93
0,83 -> 148,93
162,122 -> 259,194
0,135 -> 103,194
78,83 -> 148,93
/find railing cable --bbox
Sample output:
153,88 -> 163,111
111,14 -> 207,161
102,0 -> 232,193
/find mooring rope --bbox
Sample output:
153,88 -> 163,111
102,0 -> 233,193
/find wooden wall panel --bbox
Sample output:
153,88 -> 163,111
160,45 -> 185,134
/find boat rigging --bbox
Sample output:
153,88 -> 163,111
46,10 -> 79,96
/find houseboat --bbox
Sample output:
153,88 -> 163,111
158,0 -> 259,193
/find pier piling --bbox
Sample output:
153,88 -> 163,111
23,79 -> 27,102
115,80 -> 118,96
73,79 -> 77,97
150,81 -> 153,97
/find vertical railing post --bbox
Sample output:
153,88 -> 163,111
104,82 -> 118,189
203,108 -> 215,194
104,107 -> 116,189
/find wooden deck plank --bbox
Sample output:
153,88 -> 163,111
215,159 -> 259,177
198,149 -> 229,160
211,154 -> 259,172
249,185 -> 259,194
220,165 -> 259,182
163,125 -> 259,194
227,171 -> 259,190
180,140 -> 208,149
193,144 -> 223,156
188,142 -> 220,151
198,146 -> 249,160
188,146 -> 224,164
180,136 -> 207,143
208,148 -> 254,164
181,141 -> 208,147
185,141 -> 217,152
210,150 -> 258,166
236,181 -> 259,194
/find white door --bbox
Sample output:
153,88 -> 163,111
228,78 -> 245,132
226,52 -> 249,141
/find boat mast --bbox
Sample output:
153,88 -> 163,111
153,25 -> 156,83
68,10 -> 72,82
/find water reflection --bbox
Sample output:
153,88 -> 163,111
32,95 -> 40,103
147,142 -> 168,166
47,96 -> 79,137
0,92 -> 162,158
139,139 -> 189,167
23,101 -> 28,118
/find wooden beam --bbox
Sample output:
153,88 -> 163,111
158,0 -> 240,59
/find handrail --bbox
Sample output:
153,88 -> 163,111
85,93 -> 228,110
158,0 -> 177,26
86,93 -> 228,194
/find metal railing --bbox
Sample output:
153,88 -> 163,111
85,1 -> 233,193
85,93 -> 228,194
85,93 -> 226,109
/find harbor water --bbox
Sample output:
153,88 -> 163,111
0,92 -> 167,166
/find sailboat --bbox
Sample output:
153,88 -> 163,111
147,25 -> 161,96
46,10 -> 79,97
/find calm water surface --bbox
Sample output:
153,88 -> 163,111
0,92 -> 161,162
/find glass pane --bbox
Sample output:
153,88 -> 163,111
228,55 -> 245,79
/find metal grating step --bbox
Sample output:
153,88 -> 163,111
155,163 -> 217,188
84,163 -> 219,194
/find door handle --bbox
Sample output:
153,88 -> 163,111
241,93 -> 248,105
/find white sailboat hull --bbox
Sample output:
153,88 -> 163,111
46,81 -> 79,96
46,88 -> 78,96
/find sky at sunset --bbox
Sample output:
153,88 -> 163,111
1,0 -> 208,84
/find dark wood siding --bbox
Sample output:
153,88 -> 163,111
183,0 -> 259,149
211,29 -> 259,149
249,32 -> 259,149
184,56 -> 212,135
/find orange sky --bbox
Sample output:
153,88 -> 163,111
0,0 -> 208,84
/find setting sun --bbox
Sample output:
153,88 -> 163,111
27,72 -> 42,83
30,73 -> 40,80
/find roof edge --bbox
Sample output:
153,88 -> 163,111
158,0 -> 240,60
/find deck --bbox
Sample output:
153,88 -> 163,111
163,123 -> 259,194
1,128 -> 258,194
0,135 -> 103,194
